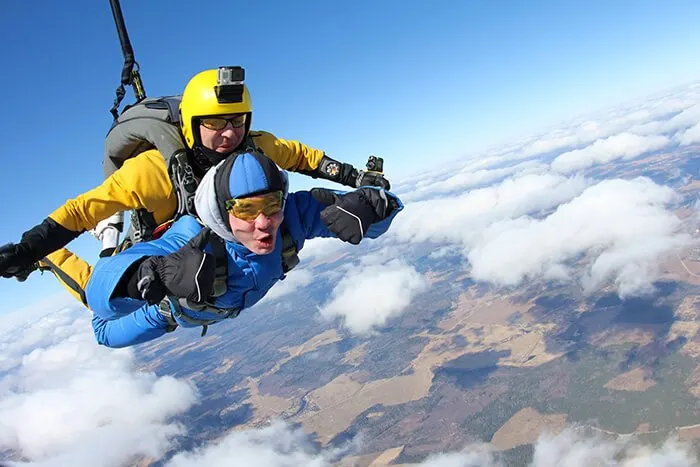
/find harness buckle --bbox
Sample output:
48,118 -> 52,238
171,152 -> 198,218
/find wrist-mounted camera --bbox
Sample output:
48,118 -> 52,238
366,155 -> 384,173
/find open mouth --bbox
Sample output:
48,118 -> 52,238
256,234 -> 273,248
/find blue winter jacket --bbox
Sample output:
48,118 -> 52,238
85,189 -> 403,348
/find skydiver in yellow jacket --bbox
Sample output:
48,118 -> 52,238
0,68 -> 390,305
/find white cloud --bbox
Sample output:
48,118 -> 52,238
661,103 -> 700,133
530,429 -> 696,467
428,246 -> 461,259
0,305 -> 199,466
675,122 -> 700,146
516,126 -> 602,161
164,421 -> 697,467
166,420 -> 355,467
297,237 -> 349,264
551,132 -> 670,173
258,269 -> 314,303
318,259 -> 428,335
452,84 -> 700,176
391,173 -> 589,247
384,82 -> 700,299
420,429 -> 698,467
419,447 -> 499,467
467,177 -> 690,297
400,160 -> 549,203
391,81 -> 700,204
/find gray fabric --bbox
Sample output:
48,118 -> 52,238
194,161 -> 238,243
103,96 -> 186,177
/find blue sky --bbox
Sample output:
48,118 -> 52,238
1,0 -> 700,314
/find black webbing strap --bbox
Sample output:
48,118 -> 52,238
108,0 -> 146,120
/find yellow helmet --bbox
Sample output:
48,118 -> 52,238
180,67 -> 252,150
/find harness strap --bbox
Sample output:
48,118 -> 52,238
209,234 -> 228,297
157,300 -> 178,333
162,295 -> 240,337
280,222 -> 299,274
41,257 -> 87,306
129,209 -> 157,244
169,152 -> 198,219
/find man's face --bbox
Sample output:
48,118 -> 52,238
198,114 -> 246,153
227,194 -> 284,255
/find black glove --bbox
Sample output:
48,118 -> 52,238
126,228 -> 217,305
311,187 -> 394,245
0,218 -> 79,281
356,170 -> 391,190
311,156 -> 391,190
0,243 -> 37,281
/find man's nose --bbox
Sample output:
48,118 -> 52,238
254,213 -> 273,229
220,123 -> 235,136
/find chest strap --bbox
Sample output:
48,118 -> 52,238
159,295 -> 241,337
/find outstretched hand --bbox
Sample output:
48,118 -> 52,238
0,243 -> 36,282
311,187 -> 392,245
136,227 -> 217,305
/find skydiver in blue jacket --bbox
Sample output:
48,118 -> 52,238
85,151 -> 403,348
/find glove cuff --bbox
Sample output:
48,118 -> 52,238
316,155 -> 359,188
20,218 -> 81,262
121,256 -> 166,303
358,188 -> 393,221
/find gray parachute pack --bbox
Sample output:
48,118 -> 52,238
103,95 -> 185,177
100,95 -> 197,247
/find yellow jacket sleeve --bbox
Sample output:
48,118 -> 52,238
249,131 -> 325,172
48,150 -> 177,232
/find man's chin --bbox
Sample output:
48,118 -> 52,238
217,138 -> 243,153
250,239 -> 275,255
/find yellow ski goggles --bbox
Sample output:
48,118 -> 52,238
200,114 -> 247,131
225,191 -> 284,221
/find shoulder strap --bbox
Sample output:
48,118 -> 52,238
129,209 -> 157,243
168,152 -> 199,219
280,221 -> 299,274
208,233 -> 229,298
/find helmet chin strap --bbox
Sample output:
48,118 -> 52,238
191,121 -> 247,171
193,145 -> 234,169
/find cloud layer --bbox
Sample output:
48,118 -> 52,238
467,177 -> 690,297
165,421 -> 699,467
0,305 -> 198,466
166,420 -> 352,467
4,79 -> 700,467
551,132 -> 669,173
375,81 -> 700,298
422,428 -> 698,467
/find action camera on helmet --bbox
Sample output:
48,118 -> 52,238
215,66 -> 245,104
